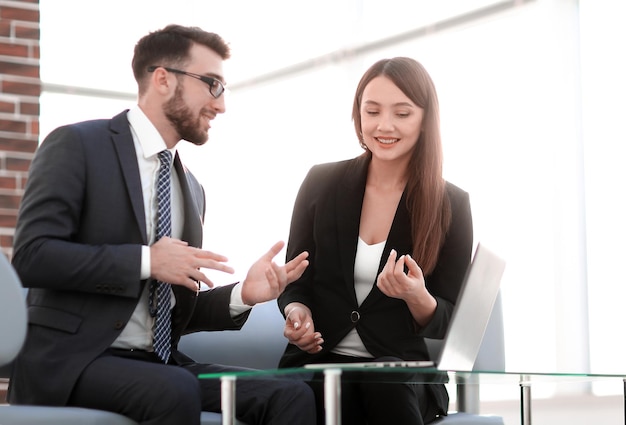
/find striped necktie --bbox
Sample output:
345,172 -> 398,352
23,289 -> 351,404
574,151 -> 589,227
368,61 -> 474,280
149,150 -> 173,362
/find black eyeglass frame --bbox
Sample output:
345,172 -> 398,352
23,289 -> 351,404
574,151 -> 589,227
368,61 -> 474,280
147,65 -> 225,98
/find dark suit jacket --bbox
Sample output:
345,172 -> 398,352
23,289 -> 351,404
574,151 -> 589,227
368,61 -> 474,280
9,110 -> 248,406
278,153 -> 473,368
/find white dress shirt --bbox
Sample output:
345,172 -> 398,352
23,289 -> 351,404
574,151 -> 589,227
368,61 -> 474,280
112,106 -> 249,351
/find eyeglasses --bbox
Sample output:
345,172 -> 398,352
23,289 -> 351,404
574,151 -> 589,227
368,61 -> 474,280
147,66 -> 225,99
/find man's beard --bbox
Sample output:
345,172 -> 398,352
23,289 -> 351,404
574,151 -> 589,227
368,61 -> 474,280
163,85 -> 208,146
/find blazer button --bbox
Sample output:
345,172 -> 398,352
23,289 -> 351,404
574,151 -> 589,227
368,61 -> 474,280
350,310 -> 360,323
114,321 -> 124,330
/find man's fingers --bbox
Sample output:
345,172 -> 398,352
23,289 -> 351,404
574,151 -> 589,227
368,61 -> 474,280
286,251 -> 309,271
288,260 -> 309,282
264,266 -> 279,288
284,251 -> 309,283
263,241 -> 285,261
207,262 -> 234,274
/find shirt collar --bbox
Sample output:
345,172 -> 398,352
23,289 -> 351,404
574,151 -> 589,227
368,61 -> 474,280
127,106 -> 176,161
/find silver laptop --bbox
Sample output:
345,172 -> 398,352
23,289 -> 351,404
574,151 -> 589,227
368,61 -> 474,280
305,242 -> 506,372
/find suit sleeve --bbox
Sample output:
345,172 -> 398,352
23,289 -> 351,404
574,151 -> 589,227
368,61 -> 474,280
12,124 -> 143,298
417,185 -> 474,338
277,166 -> 321,314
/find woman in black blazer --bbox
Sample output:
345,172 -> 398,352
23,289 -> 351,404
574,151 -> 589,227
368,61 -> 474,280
278,57 -> 473,424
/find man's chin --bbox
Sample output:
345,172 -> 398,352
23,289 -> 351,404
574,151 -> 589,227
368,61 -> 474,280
182,134 -> 208,146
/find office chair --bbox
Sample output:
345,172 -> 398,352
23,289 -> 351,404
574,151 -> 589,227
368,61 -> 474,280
0,254 -> 141,424
0,252 -> 241,425
425,292 -> 506,424
0,255 -> 26,369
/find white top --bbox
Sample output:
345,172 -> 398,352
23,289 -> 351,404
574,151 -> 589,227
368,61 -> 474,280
331,237 -> 385,358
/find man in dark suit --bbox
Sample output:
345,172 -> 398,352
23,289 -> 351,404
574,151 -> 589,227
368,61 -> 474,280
9,24 -> 314,425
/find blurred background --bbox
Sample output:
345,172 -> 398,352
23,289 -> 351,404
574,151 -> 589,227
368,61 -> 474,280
37,0 -> 625,418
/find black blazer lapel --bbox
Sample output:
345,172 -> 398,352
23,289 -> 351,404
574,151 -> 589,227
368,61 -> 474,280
336,155 -> 369,300
110,111 -> 148,244
362,189 -> 413,306
338,154 -> 413,308
173,152 -> 204,249
384,190 -> 412,258
171,153 -> 205,341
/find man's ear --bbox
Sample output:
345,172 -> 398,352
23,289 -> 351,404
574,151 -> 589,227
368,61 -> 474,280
151,67 -> 174,95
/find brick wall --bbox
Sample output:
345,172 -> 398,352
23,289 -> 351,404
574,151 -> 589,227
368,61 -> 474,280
0,0 -> 40,259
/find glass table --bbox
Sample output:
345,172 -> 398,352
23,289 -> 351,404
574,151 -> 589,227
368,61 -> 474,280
199,366 -> 626,425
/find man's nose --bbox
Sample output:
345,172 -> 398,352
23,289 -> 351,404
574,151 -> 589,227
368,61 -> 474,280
211,95 -> 226,114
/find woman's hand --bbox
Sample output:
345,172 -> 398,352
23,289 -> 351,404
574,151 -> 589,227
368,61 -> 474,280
377,249 -> 426,301
377,249 -> 437,326
283,302 -> 323,353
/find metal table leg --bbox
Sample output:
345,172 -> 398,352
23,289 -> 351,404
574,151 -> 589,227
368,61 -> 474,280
520,374 -> 532,425
220,375 -> 236,425
456,374 -> 481,414
324,369 -> 342,425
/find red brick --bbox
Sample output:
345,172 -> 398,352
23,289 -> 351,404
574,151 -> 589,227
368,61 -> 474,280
0,176 -> 18,190
0,61 -> 39,79
0,100 -> 16,113
0,119 -> 27,133
20,101 -> 39,115
0,21 -> 10,37
6,157 -> 32,172
1,80 -> 41,97
0,6 -> 40,22
0,0 -> 40,256
0,234 -> 14,248
0,213 -> 18,228
15,24 -> 39,41
0,41 -> 29,58
0,193 -> 22,209
0,136 -> 38,153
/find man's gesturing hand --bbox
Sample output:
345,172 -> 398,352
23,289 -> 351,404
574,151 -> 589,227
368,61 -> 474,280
150,236 -> 234,292
241,241 -> 309,306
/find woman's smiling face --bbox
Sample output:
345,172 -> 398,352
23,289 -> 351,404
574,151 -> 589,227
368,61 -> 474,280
359,76 -> 424,165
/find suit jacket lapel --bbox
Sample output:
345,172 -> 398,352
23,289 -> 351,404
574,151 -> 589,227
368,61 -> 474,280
362,188 -> 412,306
335,154 -> 413,307
336,155 -> 369,300
173,152 -> 204,249
110,111 -> 148,244
385,190 -> 412,257
171,152 -> 204,339
109,114 -> 205,339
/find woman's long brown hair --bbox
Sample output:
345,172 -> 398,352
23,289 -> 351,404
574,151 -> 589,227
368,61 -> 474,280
352,57 -> 451,275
